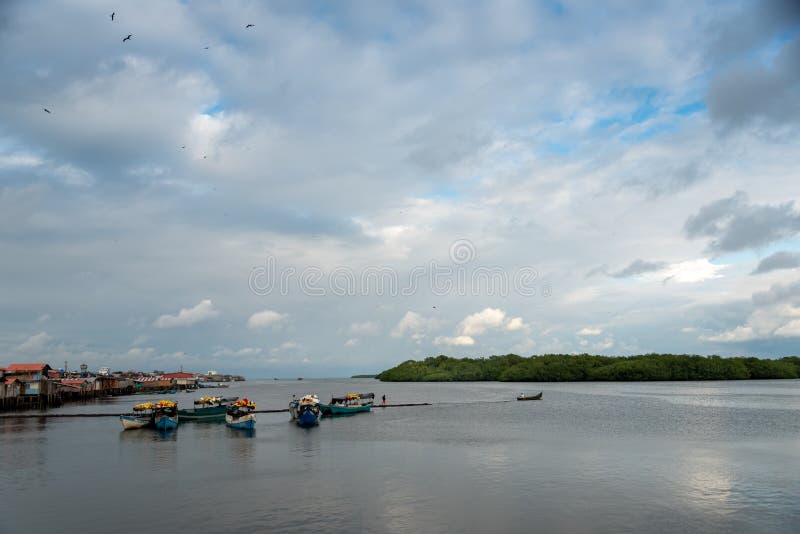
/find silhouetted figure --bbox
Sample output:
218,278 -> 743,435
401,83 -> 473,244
123,34 -> 132,42
110,12 -> 115,21
245,24 -> 254,28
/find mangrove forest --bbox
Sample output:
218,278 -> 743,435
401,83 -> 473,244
376,354 -> 800,382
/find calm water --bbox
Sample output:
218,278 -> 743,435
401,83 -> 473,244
1,379 -> 799,533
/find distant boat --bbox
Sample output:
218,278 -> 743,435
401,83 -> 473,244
516,392 -> 543,401
120,402 -> 155,430
154,400 -> 179,430
178,396 -> 238,422
226,399 -> 256,430
292,394 -> 321,427
320,393 -> 373,416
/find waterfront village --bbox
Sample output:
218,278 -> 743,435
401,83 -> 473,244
0,362 -> 245,412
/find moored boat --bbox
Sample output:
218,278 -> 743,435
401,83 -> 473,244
295,394 -> 321,427
177,396 -> 239,422
320,393 -> 373,416
120,402 -> 155,430
226,398 -> 256,430
516,392 -> 543,401
154,400 -> 179,430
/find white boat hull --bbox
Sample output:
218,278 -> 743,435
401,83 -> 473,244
120,415 -> 150,430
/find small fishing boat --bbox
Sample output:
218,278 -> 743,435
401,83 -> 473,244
178,396 -> 238,422
226,398 -> 256,430
120,402 -> 155,430
153,400 -> 179,430
516,392 -> 543,401
320,393 -> 373,416
294,394 -> 321,427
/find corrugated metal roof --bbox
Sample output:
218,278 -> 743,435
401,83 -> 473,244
162,372 -> 196,379
7,363 -> 50,371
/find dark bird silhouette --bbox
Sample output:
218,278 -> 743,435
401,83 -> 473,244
110,12 -> 115,21
203,155 -> 207,159
203,46 -> 209,49
180,146 -> 186,149
245,24 -> 254,28
432,306 -> 437,309
43,108 -> 51,114
123,34 -> 132,42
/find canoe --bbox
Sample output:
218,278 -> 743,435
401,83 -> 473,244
297,408 -> 320,426
177,405 -> 228,421
295,395 -> 321,426
516,392 -> 543,401
154,400 -> 179,430
120,414 -> 151,430
155,415 -> 178,430
226,412 -> 256,430
226,399 -> 256,430
321,403 -> 372,415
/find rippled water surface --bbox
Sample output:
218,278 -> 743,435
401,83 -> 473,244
1,379 -> 799,533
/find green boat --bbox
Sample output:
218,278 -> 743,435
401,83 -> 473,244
177,396 -> 238,422
320,393 -> 374,416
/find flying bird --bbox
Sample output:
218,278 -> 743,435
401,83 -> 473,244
180,146 -> 186,149
110,12 -> 115,21
123,34 -> 132,42
245,24 -> 254,28
203,46 -> 209,49
43,108 -> 51,114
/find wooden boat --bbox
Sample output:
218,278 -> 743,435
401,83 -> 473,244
516,392 -> 543,401
294,394 -> 321,427
177,396 -> 238,422
120,402 -> 155,430
226,398 -> 256,430
320,393 -> 373,416
153,400 -> 179,430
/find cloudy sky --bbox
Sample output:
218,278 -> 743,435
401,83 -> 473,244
1,0 -> 799,377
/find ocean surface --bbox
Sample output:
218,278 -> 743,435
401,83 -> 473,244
1,379 -> 799,534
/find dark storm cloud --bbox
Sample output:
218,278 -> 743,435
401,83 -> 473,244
751,278 -> 800,306
707,0 -> 800,62
610,259 -> 668,278
751,251 -> 800,274
684,191 -> 800,253
707,37 -> 800,130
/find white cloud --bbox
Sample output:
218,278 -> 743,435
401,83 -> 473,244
247,310 -> 287,329
153,299 -> 220,328
127,347 -> 156,358
391,311 -> 440,342
641,259 -> 725,284
15,332 -> 52,353
459,308 -> 507,336
271,341 -> 299,353
213,347 -> 263,357
701,326 -> 757,342
505,317 -> 527,331
577,327 -> 603,336
434,335 -> 475,346
344,338 -> 360,347
349,321 -> 381,335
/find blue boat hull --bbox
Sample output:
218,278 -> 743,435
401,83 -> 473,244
226,413 -> 256,430
297,409 -> 320,427
155,415 -> 178,431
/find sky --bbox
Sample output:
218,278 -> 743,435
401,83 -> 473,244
1,0 -> 799,377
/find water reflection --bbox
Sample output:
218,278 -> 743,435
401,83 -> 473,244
226,427 -> 256,461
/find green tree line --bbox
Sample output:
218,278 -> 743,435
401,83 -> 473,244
375,354 -> 800,382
